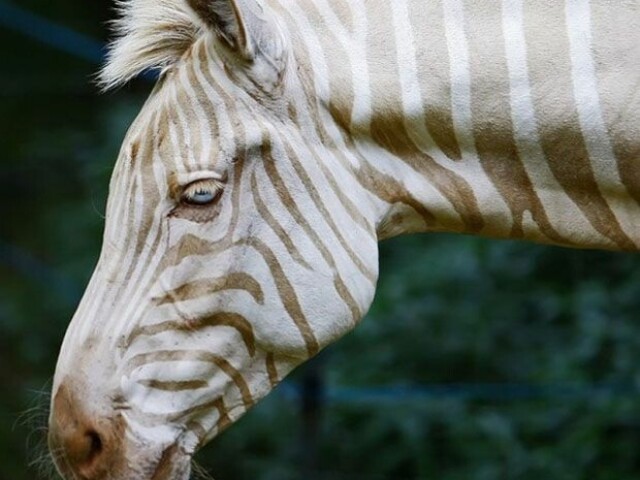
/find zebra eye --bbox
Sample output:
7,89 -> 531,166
181,179 -> 222,206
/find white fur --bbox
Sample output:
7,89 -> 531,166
99,0 -> 203,90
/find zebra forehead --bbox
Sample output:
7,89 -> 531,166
99,0 -> 205,91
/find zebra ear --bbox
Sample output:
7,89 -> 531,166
187,0 -> 284,62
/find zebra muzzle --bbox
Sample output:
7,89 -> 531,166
48,382 -> 124,480
49,378 -> 194,480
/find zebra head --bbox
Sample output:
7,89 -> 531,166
48,1 -> 383,479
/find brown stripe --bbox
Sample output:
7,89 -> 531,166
365,1 -> 483,233
366,0 -> 462,159
266,353 -> 279,388
236,1 -> 435,241
297,0 -> 357,136
320,0 -> 356,137
524,1 -> 635,250
250,171 -> 312,270
365,0 -> 401,138
186,43 -> 220,156
270,1 -> 416,232
158,233 -> 216,270
189,53 -> 222,125
118,110 -> 161,285
154,273 -> 264,306
356,160 -> 437,229
282,140 -> 377,282
260,132 -> 369,325
154,108 -> 171,156
465,1 -> 565,243
166,85 -> 190,163
260,134 -> 376,282
590,2 -> 640,209
104,159 -> 131,244
407,0 -> 461,160
121,77 -> 247,334
185,420 -> 208,449
315,157 -> 375,237
214,398 -> 232,433
132,397 -> 232,435
333,274 -> 361,325
369,117 -> 484,233
273,5 -> 337,144
175,69 -> 204,165
197,43 -> 248,238
327,1 -> 354,35
138,379 -> 208,391
128,312 -> 256,356
203,355 -> 252,409
172,397 -> 231,428
241,236 -> 319,357
126,349 -> 254,409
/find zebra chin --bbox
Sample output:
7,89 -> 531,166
48,380 -> 195,480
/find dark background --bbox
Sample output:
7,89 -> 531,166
2,2 -> 640,479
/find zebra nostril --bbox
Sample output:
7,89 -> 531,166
49,383 -> 114,479
62,426 -> 106,474
85,429 -> 103,464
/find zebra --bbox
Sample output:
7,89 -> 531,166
48,0 -> 640,478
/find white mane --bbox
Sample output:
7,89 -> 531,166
99,0 -> 204,90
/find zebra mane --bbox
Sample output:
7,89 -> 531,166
99,0 -> 204,90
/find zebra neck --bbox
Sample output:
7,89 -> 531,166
279,0 -> 640,250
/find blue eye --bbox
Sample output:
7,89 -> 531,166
181,179 -> 222,206
191,189 -> 215,203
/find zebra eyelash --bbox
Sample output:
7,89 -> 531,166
180,179 -> 224,207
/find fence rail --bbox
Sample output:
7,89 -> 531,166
278,381 -> 640,404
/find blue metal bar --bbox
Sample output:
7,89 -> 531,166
0,1 -> 104,64
328,383 -> 639,402
278,381 -> 639,403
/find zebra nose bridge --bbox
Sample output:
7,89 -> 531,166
49,381 -> 119,480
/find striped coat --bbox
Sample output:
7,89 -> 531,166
48,1 -> 640,479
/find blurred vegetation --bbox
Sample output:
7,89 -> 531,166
2,2 -> 640,480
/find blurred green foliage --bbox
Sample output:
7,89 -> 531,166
2,3 -> 640,480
